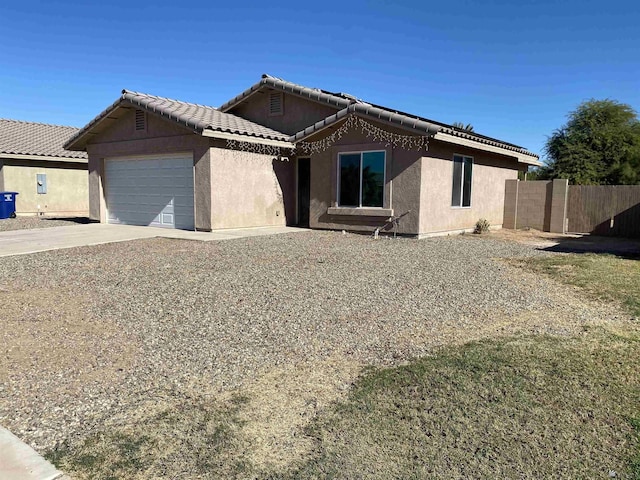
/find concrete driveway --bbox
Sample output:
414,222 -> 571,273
0,223 -> 307,257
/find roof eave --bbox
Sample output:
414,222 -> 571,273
64,94 -> 204,151
433,132 -> 540,165
202,129 -> 294,149
64,96 -> 126,151
0,152 -> 87,163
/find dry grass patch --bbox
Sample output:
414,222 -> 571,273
520,253 -> 640,317
46,327 -> 640,479
284,329 -> 640,479
46,394 -> 250,479
231,356 -> 361,470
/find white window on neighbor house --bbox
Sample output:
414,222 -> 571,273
338,151 -> 385,207
451,154 -> 473,207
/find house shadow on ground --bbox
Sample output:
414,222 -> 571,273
538,234 -> 640,259
42,216 -> 93,224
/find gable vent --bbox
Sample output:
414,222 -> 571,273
269,92 -> 283,116
135,109 -> 146,131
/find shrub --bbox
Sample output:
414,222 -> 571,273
474,218 -> 490,234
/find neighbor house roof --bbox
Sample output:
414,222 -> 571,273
65,90 -> 291,151
0,119 -> 87,161
222,74 -> 539,164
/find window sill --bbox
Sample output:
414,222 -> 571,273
327,207 -> 393,217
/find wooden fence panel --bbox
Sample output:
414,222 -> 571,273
567,185 -> 640,237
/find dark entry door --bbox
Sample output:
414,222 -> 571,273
297,158 -> 310,227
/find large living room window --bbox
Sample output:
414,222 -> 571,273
338,151 -> 385,207
451,154 -> 473,207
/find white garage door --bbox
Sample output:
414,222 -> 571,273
105,154 -> 194,230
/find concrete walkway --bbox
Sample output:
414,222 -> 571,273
0,427 -> 66,480
0,224 -> 309,258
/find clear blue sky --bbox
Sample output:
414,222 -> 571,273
1,0 -> 638,161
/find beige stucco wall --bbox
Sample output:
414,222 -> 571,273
229,89 -> 340,136
0,159 -> 88,215
307,127 -> 423,235
85,109 -> 212,230
419,140 -> 523,235
209,146 -> 295,229
303,122 -> 525,237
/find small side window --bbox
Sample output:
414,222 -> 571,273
37,173 -> 47,194
451,155 -> 473,207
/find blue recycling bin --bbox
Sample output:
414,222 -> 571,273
0,192 -> 18,219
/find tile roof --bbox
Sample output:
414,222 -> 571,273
0,119 -> 87,160
65,90 -> 290,150
289,103 -> 441,142
224,74 -> 539,160
219,74 -> 353,112
121,90 -> 289,141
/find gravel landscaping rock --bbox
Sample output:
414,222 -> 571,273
0,230 -> 625,461
0,216 -> 90,232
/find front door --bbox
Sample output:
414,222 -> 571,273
297,158 -> 310,227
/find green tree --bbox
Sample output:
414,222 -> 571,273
543,99 -> 640,184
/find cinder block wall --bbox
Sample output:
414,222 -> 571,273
503,179 -> 568,233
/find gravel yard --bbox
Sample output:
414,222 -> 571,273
0,216 -> 90,232
0,230 -> 626,472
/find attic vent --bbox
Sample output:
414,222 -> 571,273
135,109 -> 146,131
269,92 -> 283,116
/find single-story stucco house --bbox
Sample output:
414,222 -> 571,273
0,119 -> 89,216
64,75 -> 540,236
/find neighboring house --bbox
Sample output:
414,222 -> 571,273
65,75 -> 540,236
0,119 -> 89,216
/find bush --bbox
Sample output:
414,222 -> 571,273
474,218 -> 490,234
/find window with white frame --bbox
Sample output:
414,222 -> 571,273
338,151 -> 385,207
451,154 -> 473,207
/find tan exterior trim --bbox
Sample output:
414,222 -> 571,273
417,224 -> 503,239
433,132 -> 541,166
200,130 -> 294,149
0,153 -> 87,164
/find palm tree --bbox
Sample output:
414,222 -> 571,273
452,122 -> 474,132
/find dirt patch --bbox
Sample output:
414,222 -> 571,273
230,356 -> 362,470
0,287 -> 137,381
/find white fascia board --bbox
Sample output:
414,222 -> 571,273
201,130 -> 294,149
0,153 -> 88,163
433,132 -> 541,166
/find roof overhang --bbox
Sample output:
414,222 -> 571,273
202,130 -> 294,149
433,132 -> 541,166
0,153 -> 87,163
64,100 -> 142,151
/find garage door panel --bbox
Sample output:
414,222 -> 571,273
105,155 -> 194,229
